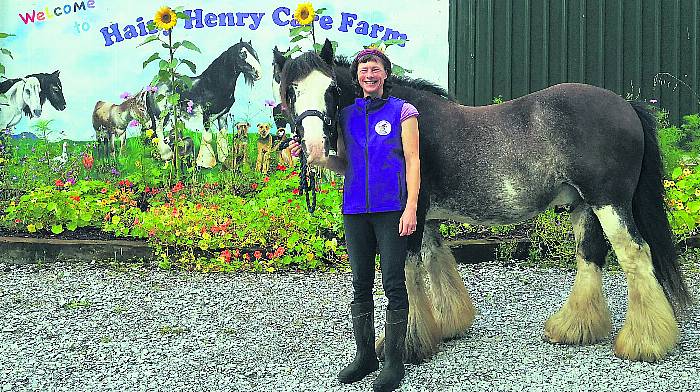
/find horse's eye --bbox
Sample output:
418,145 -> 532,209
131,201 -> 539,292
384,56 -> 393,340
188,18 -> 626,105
240,51 -> 247,59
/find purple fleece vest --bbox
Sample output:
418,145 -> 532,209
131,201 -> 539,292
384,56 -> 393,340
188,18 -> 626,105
341,96 -> 407,214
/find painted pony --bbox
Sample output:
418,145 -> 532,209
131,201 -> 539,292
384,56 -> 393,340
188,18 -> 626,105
274,40 -> 692,363
0,70 -> 67,113
92,90 -> 152,158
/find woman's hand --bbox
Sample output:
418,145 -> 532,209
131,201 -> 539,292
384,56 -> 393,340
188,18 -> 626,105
399,206 -> 417,236
289,139 -> 302,157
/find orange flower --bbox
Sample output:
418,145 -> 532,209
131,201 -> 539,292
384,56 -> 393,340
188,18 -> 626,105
254,250 -> 262,259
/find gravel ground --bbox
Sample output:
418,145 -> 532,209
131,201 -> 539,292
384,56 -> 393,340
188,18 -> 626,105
1,260 -> 699,392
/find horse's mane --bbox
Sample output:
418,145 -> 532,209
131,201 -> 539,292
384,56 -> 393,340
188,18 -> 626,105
280,51 -> 334,104
333,55 -> 453,100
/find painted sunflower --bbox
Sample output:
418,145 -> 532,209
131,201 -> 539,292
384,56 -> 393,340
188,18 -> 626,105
154,6 -> 177,30
294,2 -> 315,25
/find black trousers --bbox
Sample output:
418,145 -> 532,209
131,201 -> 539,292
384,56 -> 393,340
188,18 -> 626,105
343,211 -> 409,310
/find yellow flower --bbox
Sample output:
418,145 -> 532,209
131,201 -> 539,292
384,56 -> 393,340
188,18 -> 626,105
695,189 -> 700,197
27,224 -> 36,233
683,168 -> 692,177
152,137 -> 160,145
145,129 -> 154,138
294,3 -> 315,25
154,6 -> 177,30
0,158 -> 5,164
135,160 -> 142,168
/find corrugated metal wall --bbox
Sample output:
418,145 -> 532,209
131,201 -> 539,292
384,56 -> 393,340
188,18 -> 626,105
448,0 -> 700,124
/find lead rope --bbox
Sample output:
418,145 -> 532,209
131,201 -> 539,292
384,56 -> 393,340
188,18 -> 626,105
296,136 -> 317,213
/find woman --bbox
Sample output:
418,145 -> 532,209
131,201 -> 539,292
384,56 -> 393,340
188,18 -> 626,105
291,48 -> 420,392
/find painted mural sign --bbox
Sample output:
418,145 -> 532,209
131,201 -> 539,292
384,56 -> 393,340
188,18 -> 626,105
0,0 -> 448,188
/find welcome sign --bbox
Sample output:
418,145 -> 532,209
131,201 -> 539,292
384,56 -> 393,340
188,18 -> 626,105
1,0 -> 449,142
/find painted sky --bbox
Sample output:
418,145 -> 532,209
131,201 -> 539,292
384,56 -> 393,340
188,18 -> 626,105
0,0 -> 449,141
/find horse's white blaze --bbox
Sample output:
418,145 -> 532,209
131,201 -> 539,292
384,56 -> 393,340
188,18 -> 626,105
295,70 -> 333,163
592,205 -> 678,361
242,48 -> 262,80
23,77 -> 42,117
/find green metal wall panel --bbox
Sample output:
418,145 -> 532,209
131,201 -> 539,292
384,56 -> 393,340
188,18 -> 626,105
448,0 -> 700,124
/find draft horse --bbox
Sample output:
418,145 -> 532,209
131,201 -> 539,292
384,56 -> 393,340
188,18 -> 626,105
0,77 -> 42,130
274,40 -> 692,363
0,70 -> 67,113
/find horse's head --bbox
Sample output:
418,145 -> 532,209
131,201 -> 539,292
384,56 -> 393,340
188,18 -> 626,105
22,77 -> 42,118
41,70 -> 67,111
274,39 -> 339,164
230,39 -> 262,85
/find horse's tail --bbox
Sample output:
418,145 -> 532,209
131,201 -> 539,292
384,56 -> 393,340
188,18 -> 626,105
630,101 -> 692,312
144,90 -> 159,132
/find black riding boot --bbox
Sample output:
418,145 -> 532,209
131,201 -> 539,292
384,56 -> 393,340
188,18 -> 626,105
373,309 -> 408,392
338,302 -> 380,383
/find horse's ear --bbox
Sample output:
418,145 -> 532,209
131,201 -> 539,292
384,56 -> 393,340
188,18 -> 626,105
239,37 -> 243,43
320,39 -> 334,66
273,46 -> 287,69
53,70 -> 60,76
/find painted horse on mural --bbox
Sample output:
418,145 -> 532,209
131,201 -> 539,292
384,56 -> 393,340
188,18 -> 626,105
274,39 -> 692,363
0,70 -> 67,114
0,77 -> 42,130
92,90 -> 153,158
146,38 -> 262,145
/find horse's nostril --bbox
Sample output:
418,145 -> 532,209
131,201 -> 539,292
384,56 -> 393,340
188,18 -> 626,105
34,110 -> 42,117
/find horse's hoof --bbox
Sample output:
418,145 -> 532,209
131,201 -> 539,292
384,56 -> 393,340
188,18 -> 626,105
613,320 -> 678,362
543,301 -> 611,345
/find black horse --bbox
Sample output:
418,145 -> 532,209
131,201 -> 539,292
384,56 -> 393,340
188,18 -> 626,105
274,39 -> 692,363
147,39 -> 262,139
0,70 -> 67,114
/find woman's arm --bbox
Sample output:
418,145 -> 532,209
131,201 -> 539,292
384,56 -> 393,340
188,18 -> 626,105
399,116 -> 420,236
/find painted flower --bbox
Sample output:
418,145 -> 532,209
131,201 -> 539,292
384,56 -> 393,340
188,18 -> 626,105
253,250 -> 263,259
154,6 -> 177,30
147,85 -> 158,93
251,183 -> 258,190
294,3 -> 315,25
292,188 -> 300,195
82,153 -> 94,169
683,168 -> 692,177
152,137 -> 160,145
264,99 -> 276,108
220,249 -> 232,264
649,99 -> 658,104
129,119 -> 140,128
55,179 -> 64,187
263,176 -> 270,183
277,164 -> 287,171
145,129 -> 154,138
119,92 -> 132,100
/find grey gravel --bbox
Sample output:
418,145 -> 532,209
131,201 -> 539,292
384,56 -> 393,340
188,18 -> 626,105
0,260 -> 699,392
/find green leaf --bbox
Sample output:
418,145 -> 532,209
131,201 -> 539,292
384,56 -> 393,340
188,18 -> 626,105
0,48 -> 13,59
51,224 -> 64,234
142,53 -> 160,68
180,59 -> 196,74
176,11 -> 188,19
290,35 -> 306,43
158,59 -> 169,70
315,7 -> 327,14
0,33 -> 15,38
284,45 -> 301,57
138,35 -> 160,48
672,167 -> 683,179
392,64 -> 412,76
179,75 -> 194,90
158,69 -> 170,81
289,25 -> 311,36
67,221 -> 78,231
47,202 -> 57,211
146,21 -> 157,31
383,38 -> 408,46
181,40 -> 201,53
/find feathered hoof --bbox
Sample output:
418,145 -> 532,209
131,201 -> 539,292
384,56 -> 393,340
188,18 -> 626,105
543,307 -> 611,345
613,318 -> 679,362
375,330 -> 440,365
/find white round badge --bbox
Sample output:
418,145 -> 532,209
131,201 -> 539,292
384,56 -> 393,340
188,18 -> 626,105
375,120 -> 392,136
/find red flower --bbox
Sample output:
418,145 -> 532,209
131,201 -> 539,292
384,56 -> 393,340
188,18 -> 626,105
291,171 -> 298,176
196,203 -> 203,210
133,217 -> 140,226
253,250 -> 262,259
277,164 -> 287,171
144,186 -> 150,193
233,249 -> 240,258
292,188 -> 300,195
101,188 -> 108,194
70,195 -> 80,202
220,249 -> 232,264
172,181 -> 184,193
251,183 -> 258,190
331,181 -> 336,187
266,252 -> 273,259
14,218 -> 21,224
55,179 -> 64,187
243,253 -> 250,260
275,247 -> 285,257
263,176 -> 270,183
149,229 -> 156,236
82,154 -> 94,170
287,198 -> 293,203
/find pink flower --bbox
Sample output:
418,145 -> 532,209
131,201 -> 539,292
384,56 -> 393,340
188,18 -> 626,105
264,99 -> 276,107
147,85 -> 158,93
129,119 -> 140,127
119,92 -> 132,100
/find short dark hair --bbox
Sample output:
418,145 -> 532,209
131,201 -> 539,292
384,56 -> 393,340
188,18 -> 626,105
350,51 -> 393,97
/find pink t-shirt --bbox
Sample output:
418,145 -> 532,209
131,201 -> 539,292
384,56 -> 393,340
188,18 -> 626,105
400,102 -> 419,122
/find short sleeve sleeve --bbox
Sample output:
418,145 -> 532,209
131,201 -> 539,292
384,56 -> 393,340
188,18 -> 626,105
400,102 -> 419,122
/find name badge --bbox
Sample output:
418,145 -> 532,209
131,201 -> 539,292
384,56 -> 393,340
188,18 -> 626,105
375,120 -> 391,136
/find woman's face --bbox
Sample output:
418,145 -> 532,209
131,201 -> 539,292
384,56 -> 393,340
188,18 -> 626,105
357,60 -> 387,98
